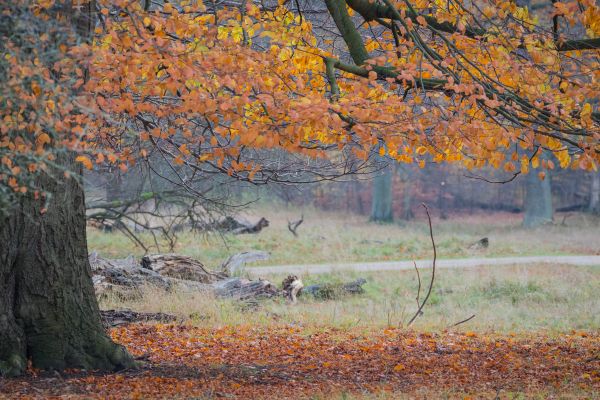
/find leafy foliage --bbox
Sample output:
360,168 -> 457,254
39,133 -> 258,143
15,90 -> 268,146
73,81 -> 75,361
1,0 -> 599,211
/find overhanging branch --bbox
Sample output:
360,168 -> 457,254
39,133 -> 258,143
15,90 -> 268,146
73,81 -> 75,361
344,0 -> 600,52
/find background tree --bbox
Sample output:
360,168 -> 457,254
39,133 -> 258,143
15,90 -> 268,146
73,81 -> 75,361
589,170 -> 600,214
524,163 -> 554,227
370,160 -> 394,222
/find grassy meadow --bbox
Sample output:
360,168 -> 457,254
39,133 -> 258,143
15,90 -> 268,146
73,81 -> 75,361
94,207 -> 600,334
87,207 -> 600,268
99,263 -> 600,333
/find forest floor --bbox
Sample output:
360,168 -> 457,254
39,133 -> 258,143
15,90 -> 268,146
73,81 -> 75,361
1,325 -> 598,399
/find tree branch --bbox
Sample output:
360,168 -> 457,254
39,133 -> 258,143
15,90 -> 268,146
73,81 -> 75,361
344,0 -> 600,52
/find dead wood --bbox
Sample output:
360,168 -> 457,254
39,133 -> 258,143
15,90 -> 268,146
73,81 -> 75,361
407,204 -> 437,327
282,275 -> 304,303
213,278 -> 281,300
90,252 -> 366,306
468,237 -> 489,250
89,252 -> 172,291
141,254 -> 228,283
221,250 -> 270,275
287,215 -> 304,237
202,216 -> 270,234
231,217 -> 269,234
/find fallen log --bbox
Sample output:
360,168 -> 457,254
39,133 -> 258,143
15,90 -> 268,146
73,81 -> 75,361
203,216 -> 270,234
213,278 -> 281,300
90,252 -> 172,295
231,217 -> 269,234
221,250 -> 270,274
90,253 -> 366,306
141,254 -> 228,283
90,253 -> 281,302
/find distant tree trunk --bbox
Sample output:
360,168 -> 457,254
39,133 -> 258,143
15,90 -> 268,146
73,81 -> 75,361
105,169 -> 123,201
589,171 -> 600,214
353,179 -> 365,215
0,155 -> 134,377
523,167 -> 553,228
370,164 -> 393,222
399,166 -> 414,220
437,180 -> 448,219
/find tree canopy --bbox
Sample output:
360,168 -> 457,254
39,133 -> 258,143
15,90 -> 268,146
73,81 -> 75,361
1,0 -> 599,210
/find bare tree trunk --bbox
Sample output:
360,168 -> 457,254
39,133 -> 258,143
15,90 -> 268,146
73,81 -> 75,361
370,163 -> 394,222
523,167 -> 553,228
589,171 -> 600,214
0,156 -> 135,377
399,166 -> 414,221
106,169 -> 123,202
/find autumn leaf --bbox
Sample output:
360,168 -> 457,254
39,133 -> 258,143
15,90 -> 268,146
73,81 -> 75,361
75,155 -> 93,170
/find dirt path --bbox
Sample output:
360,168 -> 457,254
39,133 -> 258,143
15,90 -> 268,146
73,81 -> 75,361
246,255 -> 600,275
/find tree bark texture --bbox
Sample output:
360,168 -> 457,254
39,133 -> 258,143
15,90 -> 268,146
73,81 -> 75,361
0,155 -> 134,377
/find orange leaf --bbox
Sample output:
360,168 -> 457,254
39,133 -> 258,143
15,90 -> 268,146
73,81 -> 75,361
393,364 -> 405,372
75,155 -> 93,170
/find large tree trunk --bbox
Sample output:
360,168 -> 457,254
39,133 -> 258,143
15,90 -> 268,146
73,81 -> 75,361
523,167 -> 553,228
370,164 -> 394,222
0,156 -> 134,377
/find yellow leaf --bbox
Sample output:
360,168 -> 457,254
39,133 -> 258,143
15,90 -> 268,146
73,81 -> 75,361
75,155 -> 93,170
580,103 -> 592,125
36,133 -> 51,146
393,364 -> 405,372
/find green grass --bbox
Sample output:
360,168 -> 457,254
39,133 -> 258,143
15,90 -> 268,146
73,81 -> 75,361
87,207 -> 600,268
100,263 -> 600,333
93,208 -> 600,332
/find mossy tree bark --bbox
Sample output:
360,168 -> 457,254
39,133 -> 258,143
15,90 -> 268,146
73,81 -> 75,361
0,1 -> 135,377
0,156 -> 135,377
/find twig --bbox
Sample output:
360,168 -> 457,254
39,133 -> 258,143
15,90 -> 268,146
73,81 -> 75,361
407,203 -> 436,327
464,171 -> 520,184
449,314 -> 476,328
287,214 -> 304,237
413,261 -> 421,307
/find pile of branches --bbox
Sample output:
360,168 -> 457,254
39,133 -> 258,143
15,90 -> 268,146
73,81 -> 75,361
90,251 -> 366,306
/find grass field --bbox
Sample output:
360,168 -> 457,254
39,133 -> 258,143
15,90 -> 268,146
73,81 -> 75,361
100,263 -> 600,333
94,208 -> 600,333
87,207 -> 600,268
